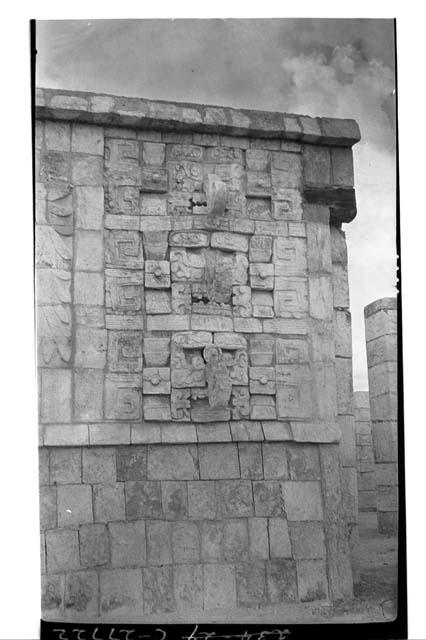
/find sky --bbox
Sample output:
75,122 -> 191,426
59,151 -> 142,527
35,18 -> 397,390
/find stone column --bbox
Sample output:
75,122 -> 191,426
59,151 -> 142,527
364,297 -> 398,535
354,391 -> 377,533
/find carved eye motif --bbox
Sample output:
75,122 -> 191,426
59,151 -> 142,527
150,374 -> 161,386
154,266 -> 163,278
260,375 -> 269,385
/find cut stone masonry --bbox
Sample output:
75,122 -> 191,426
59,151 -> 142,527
36,88 -> 361,620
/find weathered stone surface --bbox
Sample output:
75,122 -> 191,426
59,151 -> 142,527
269,517 -> 292,558
204,564 -> 236,609
50,448 -> 81,484
109,521 -> 146,567
100,568 -> 143,616
148,444 -> 199,479
253,481 -> 285,517
199,443 -> 239,479
40,485 -> 57,530
41,574 -> 64,618
172,521 -> 200,563
296,559 -> 328,601
143,566 -> 175,613
46,529 -> 80,573
238,443 -> 263,479
162,481 -> 188,520
93,483 -> 125,522
79,523 -> 109,568
41,369 -> 72,423
267,559 -> 298,603
263,443 -> 289,479
82,447 -> 116,483
216,480 -> 253,517
282,481 -> 323,521
223,519 -> 249,561
287,444 -> 320,480
235,562 -> 267,607
64,570 -> 99,619
146,520 -> 172,565
57,484 -> 93,527
174,564 -> 203,611
188,481 -> 217,519
289,522 -> 326,559
74,369 -> 104,422
125,481 -> 162,520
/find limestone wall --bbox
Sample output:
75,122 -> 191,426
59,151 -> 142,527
35,88 -> 360,620
364,298 -> 398,535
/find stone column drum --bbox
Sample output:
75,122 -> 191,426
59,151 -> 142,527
35,88 -> 361,621
354,391 -> 378,533
364,298 -> 398,535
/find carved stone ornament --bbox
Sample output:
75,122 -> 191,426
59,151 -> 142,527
203,345 -> 233,408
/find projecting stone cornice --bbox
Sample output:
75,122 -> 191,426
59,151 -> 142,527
35,88 -> 361,148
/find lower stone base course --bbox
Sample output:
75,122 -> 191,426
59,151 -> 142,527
40,441 -> 353,620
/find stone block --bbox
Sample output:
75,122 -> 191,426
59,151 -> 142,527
72,156 -> 103,186
250,396 -> 277,421
191,315 -> 233,332
188,481 -> 217,519
116,446 -> 147,481
309,275 -> 333,320
146,314 -> 190,331
303,145 -> 331,184
148,444 -> 199,479
250,262 -> 274,290
289,522 -> 326,559
82,447 -> 116,483
64,570 -> 99,619
199,443 -> 239,479
375,462 -> 398,486
75,305 -> 105,328
39,447 -> 50,485
40,486 -> 57,530
172,521 -> 200,563
273,278 -> 309,319
72,123 -> 104,154
143,367 -> 171,395
74,369 -> 104,421
41,369 -> 72,423
196,422 -> 232,443
378,511 -> 398,535
266,559 -> 298,603
339,415 -> 356,467
358,491 -> 377,512
332,263 -> 350,308
46,529 -> 80,573
75,186 -> 104,230
174,564 -> 203,611
131,424 -> 161,444
143,566 -> 175,614
287,444 -> 320,481
216,480 -> 253,517
104,373 -> 143,421
249,236 -> 273,263
75,326 -> 107,368
142,141 -> 165,165
75,230 -> 104,272
146,521 -> 172,565
200,520 -> 223,562
235,562 -> 267,607
230,420 -> 264,441
248,517 -> 269,559
41,574 -> 64,618
162,481 -> 188,520
334,310 -> 352,358
253,481 -> 285,517
100,568 -> 143,616
269,517 -> 292,558
238,443 -> 263,479
45,121 -> 71,151
296,559 -> 328,601
50,448 -> 81,484
125,481 -> 162,520
57,484 -> 93,527
204,564 -> 236,609
282,481 -> 323,521
377,485 -> 398,512
366,333 -> 397,368
370,394 -> 397,422
93,483 -> 125,522
105,229 -> 144,270
109,521 -> 146,568
311,362 -> 337,420
234,317 -> 263,333
372,421 -> 397,462
223,519 -> 249,561
79,523 -> 109,568
263,443 -> 289,479
43,424 -> 89,447
74,272 -> 104,305
211,232 -> 249,253
143,396 -> 172,422
331,147 -> 354,186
